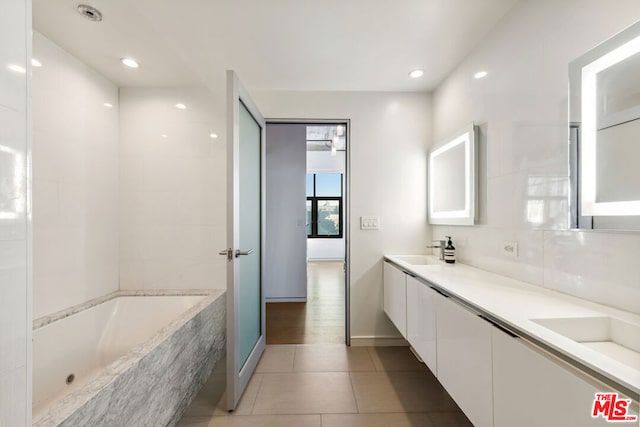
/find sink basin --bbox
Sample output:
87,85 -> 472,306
393,255 -> 432,265
531,316 -> 640,369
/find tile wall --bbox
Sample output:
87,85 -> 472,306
0,0 -> 31,424
118,88 -> 226,290
32,32 -> 119,318
431,0 -> 640,315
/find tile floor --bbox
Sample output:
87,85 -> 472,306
178,345 -> 472,427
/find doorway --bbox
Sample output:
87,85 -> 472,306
264,121 -> 349,345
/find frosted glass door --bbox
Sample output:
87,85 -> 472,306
225,70 -> 266,411
238,102 -> 261,367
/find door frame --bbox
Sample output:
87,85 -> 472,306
265,118 -> 351,346
226,70 -> 267,410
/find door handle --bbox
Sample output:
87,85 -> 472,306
219,248 -> 232,261
235,249 -> 254,257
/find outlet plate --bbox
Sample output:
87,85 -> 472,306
502,241 -> 519,258
360,216 -> 380,230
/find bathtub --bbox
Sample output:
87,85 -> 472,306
32,290 -> 226,426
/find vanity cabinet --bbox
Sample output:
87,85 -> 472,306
406,275 -> 438,374
383,257 -> 638,426
436,295 -> 493,427
383,261 -> 407,337
492,328 -> 625,427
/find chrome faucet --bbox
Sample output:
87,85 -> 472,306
426,240 -> 445,260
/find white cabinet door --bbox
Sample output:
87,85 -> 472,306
436,295 -> 493,427
492,327 -> 635,427
383,261 -> 407,337
406,276 -> 437,374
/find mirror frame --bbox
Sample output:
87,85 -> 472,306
428,123 -> 477,226
569,20 -> 640,219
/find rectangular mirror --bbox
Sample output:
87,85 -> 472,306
570,20 -> 640,230
428,123 -> 477,225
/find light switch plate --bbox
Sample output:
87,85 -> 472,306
502,241 -> 519,258
360,216 -> 380,230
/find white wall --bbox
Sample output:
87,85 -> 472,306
307,150 -> 346,260
254,91 -> 432,341
0,0 -> 31,424
31,32 -> 120,318
119,88 -> 226,290
431,0 -> 640,315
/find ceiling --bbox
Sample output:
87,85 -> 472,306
33,0 -> 518,93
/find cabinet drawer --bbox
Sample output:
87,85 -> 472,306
436,296 -> 493,427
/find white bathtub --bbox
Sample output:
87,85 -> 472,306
32,291 -> 226,426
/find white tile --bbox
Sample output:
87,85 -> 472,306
56,183 -> 86,229
509,121 -> 567,175
141,191 -> 178,226
0,240 -> 28,369
0,0 -> 27,113
142,258 -> 181,289
119,258 -> 145,290
140,225 -> 178,259
512,170 -> 569,231
486,175 -> 513,228
178,258 -> 226,289
0,366 -> 28,426
544,231 -> 640,315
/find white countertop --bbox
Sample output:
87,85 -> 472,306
384,254 -> 640,397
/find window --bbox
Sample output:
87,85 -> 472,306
306,173 -> 342,238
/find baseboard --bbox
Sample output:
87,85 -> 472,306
307,258 -> 344,262
265,297 -> 307,303
349,336 -> 409,347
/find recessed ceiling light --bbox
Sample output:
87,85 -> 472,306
8,64 -> 26,74
121,57 -> 139,68
409,69 -> 424,78
161,134 -> 168,138
175,103 -> 187,110
209,133 -> 218,139
103,103 -> 113,108
31,59 -> 42,67
474,71 -> 488,79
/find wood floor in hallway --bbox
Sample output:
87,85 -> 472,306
266,261 -> 345,345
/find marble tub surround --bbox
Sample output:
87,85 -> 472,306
33,290 -> 225,427
385,255 -> 640,398
33,289 -> 216,329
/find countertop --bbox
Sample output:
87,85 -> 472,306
384,254 -> 640,397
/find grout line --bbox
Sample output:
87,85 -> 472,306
247,372 -> 265,415
291,344 -> 298,372
365,346 -> 380,371
347,372 -> 361,414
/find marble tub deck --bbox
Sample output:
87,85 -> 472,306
33,290 -> 226,427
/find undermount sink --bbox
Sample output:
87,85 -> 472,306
393,255 -> 432,265
531,316 -> 640,369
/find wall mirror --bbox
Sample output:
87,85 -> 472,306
428,123 -> 477,225
570,20 -> 640,230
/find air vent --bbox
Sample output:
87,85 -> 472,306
77,4 -> 103,22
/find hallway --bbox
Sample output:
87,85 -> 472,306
266,261 -> 345,344
178,344 -> 472,426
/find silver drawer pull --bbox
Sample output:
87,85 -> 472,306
235,249 -> 254,257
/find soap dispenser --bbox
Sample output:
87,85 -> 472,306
444,236 -> 456,264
